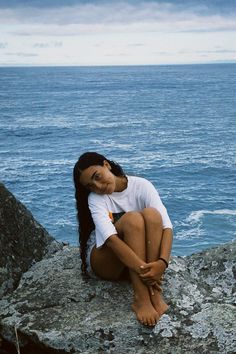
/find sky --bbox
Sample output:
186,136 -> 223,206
0,0 -> 236,66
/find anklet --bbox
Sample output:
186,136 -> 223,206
159,257 -> 168,268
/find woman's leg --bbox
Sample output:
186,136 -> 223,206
141,208 -> 169,316
141,208 -> 163,262
115,212 -> 159,326
90,244 -> 125,281
91,211 -> 159,326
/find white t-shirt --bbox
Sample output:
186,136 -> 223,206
88,175 -> 172,248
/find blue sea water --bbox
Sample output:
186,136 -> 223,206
0,64 -> 235,256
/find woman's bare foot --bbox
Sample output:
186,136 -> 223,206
131,299 -> 160,326
149,288 -> 169,318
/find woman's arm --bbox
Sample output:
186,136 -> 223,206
139,228 -> 173,283
160,227 -> 173,263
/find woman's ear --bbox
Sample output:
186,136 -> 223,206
103,160 -> 111,170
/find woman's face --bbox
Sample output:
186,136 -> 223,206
79,161 -> 117,194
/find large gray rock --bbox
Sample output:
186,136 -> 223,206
0,240 -> 235,354
0,183 -> 235,353
0,183 -> 62,297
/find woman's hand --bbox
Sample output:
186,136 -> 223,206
139,260 -> 166,285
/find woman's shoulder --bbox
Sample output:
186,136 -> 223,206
127,176 -> 154,193
128,175 -> 151,186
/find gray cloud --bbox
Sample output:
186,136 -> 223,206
0,1 -> 235,15
1,1 -> 236,36
1,1 -> 236,26
0,1 -> 235,66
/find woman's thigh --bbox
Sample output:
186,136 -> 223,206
90,244 -> 125,281
90,211 -> 144,280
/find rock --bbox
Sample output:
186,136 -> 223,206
0,183 -> 235,353
0,241 -> 235,354
0,183 -> 62,297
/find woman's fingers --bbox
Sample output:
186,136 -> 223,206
139,266 -> 153,279
148,282 -> 162,294
140,265 -> 150,274
149,285 -> 155,296
154,282 -> 162,292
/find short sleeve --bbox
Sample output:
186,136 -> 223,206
142,179 -> 173,229
88,193 -> 117,247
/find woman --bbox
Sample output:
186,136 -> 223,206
73,152 -> 173,327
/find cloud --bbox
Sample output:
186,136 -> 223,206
0,1 -> 234,24
196,49 -> 236,54
0,1 -> 235,14
33,41 -> 63,48
1,2 -> 236,38
5,52 -> 38,57
0,1 -> 235,66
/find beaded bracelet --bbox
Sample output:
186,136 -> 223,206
159,257 -> 168,268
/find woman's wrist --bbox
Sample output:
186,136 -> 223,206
158,257 -> 168,269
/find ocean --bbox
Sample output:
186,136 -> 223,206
0,64 -> 235,256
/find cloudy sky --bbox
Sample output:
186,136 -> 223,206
0,0 -> 236,66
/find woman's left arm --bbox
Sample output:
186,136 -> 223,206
159,227 -> 173,263
139,178 -> 173,282
139,228 -> 173,283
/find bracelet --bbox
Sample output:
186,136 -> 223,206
158,257 -> 168,268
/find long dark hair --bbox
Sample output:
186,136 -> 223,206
73,152 -> 125,274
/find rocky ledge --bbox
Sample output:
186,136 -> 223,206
0,183 -> 235,353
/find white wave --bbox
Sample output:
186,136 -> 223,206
176,209 -> 236,240
186,209 -> 236,224
90,140 -> 134,150
55,219 -> 75,227
175,227 -> 204,240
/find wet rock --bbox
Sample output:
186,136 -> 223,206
0,183 -> 62,297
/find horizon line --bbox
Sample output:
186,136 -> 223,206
1,61 -> 236,68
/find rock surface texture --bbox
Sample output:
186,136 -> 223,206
0,183 -> 62,297
0,183 -> 235,353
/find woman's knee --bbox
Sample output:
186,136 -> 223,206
118,211 -> 145,234
141,207 -> 163,228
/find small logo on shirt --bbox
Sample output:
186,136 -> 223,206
108,212 -> 114,223
108,211 -> 125,224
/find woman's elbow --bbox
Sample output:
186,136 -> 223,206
105,234 -> 119,248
